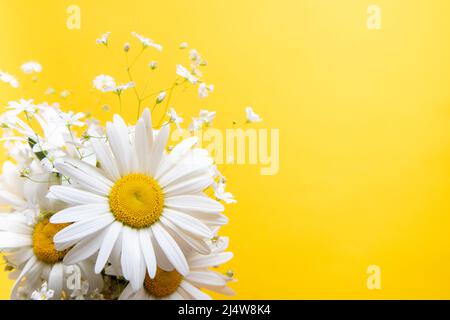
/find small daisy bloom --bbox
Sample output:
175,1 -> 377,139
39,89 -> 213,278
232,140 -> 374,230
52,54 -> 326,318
6,99 -> 36,116
0,161 -> 103,299
93,75 -> 116,92
167,108 -> 183,131
119,237 -> 234,300
20,62 -> 42,74
49,109 -> 227,291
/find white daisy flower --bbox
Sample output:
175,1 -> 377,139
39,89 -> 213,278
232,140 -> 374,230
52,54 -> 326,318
176,65 -> 198,84
93,75 -> 116,92
96,32 -> 111,46
131,32 -> 162,51
20,61 -> 42,74
198,83 -> 214,99
0,71 -> 19,88
119,237 -> 234,300
167,108 -> 183,131
245,106 -> 262,123
48,109 -> 227,291
6,99 -> 36,116
0,161 -> 103,299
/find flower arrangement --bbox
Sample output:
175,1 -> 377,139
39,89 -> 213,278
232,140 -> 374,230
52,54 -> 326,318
0,32 -> 238,300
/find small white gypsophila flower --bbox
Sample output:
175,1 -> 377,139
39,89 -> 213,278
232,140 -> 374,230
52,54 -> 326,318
20,61 -> 42,74
176,64 -> 198,84
198,109 -> 216,126
44,87 -> 56,95
131,31 -> 162,51
245,106 -> 262,123
167,107 -> 184,131
156,91 -> 167,104
213,180 -> 237,204
96,31 -> 111,46
93,75 -> 116,92
198,83 -> 214,99
6,99 -> 36,115
149,61 -> 158,70
0,71 -> 19,88
114,82 -> 135,94
31,282 -> 54,300
60,90 -> 70,99
188,117 -> 203,132
70,280 -> 90,300
179,41 -> 188,49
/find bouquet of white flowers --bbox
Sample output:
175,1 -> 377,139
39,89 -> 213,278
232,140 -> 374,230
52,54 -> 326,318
0,32 -> 235,300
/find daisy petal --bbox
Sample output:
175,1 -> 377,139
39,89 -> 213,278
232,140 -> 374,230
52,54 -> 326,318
188,252 -> 233,268
91,139 -> 121,181
179,280 -> 212,300
139,229 -> 157,279
95,222 -> 122,273
148,125 -> 169,176
165,195 -> 224,214
48,263 -> 64,299
163,209 -> 213,238
49,186 -> 108,205
185,271 -> 227,287
50,204 -> 110,223
151,222 -> 189,275
54,214 -> 114,245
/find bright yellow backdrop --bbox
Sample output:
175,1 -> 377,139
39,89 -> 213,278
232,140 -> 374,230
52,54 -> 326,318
1,0 -> 450,299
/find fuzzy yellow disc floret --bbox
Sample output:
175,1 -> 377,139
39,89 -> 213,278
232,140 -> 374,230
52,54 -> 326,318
144,268 -> 183,297
109,173 -> 164,229
32,219 -> 69,264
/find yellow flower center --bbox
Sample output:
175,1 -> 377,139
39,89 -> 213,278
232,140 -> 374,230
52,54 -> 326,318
32,219 -> 70,264
144,268 -> 183,298
109,174 -> 164,229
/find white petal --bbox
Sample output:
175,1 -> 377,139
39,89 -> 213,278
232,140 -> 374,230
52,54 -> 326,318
164,174 -> 213,197
162,209 -> 212,238
49,186 -> 108,205
185,271 -> 227,287
189,252 -> 233,268
155,137 -> 198,179
48,263 -> 64,299
139,229 -> 157,278
63,229 -> 106,265
106,121 -> 131,175
54,214 -> 114,245
55,162 -> 111,196
151,222 -> 188,275
63,157 -> 113,188
135,118 -> 151,173
95,222 -> 122,273
179,280 -> 212,300
165,195 -> 224,214
91,139 -> 121,181
50,204 -> 110,223
0,190 -> 27,209
0,232 -> 32,249
121,227 -> 145,290
148,125 -> 169,176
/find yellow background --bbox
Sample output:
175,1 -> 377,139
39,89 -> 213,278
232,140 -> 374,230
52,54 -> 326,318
1,0 -> 450,299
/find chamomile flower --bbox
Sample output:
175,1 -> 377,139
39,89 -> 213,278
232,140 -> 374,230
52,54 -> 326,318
131,32 -> 162,51
20,62 -> 42,74
119,237 -> 234,300
49,109 -> 227,291
0,161 -> 103,299
0,71 -> 19,88
176,65 -> 198,84
245,106 -> 262,123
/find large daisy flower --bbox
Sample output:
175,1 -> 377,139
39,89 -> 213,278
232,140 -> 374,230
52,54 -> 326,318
119,236 -> 234,300
49,109 -> 228,290
0,161 -> 103,299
